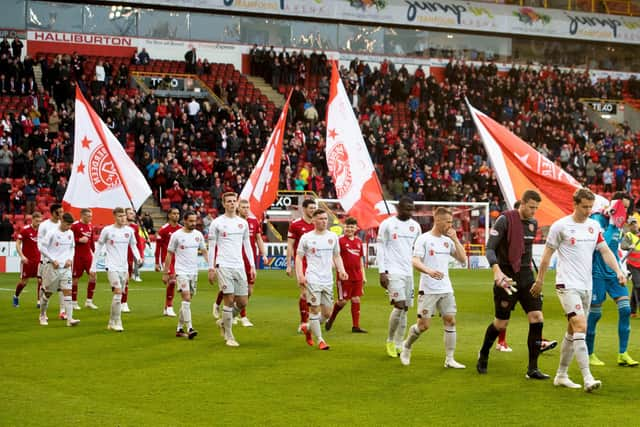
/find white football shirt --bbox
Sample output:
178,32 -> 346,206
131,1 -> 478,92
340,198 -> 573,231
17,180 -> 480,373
297,230 -> 340,286
168,228 -> 206,275
377,216 -> 421,276
39,227 -> 75,265
37,218 -> 60,261
413,232 -> 455,294
92,225 -> 139,272
546,215 -> 606,291
208,215 -> 254,269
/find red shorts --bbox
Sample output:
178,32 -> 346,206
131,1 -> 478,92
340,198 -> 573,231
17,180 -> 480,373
73,256 -> 93,279
337,280 -> 363,300
20,261 -> 39,279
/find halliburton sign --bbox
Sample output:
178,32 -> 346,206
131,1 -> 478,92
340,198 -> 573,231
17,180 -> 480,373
28,30 -> 136,57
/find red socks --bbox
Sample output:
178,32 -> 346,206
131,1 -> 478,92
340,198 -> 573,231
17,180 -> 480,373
121,283 -> 129,304
87,280 -> 96,299
15,281 -> 26,297
351,302 -> 360,328
165,279 -> 176,308
498,329 -> 507,344
72,282 -> 78,302
329,303 -> 343,324
299,297 -> 309,323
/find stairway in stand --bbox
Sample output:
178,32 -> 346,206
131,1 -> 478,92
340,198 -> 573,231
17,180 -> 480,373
245,75 -> 285,109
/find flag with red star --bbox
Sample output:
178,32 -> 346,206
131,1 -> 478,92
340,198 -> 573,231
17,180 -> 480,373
62,87 -> 151,225
326,61 -> 392,229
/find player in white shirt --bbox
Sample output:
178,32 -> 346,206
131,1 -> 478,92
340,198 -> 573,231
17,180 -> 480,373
38,213 -> 78,327
295,209 -> 348,350
534,189 -> 625,392
378,197 -> 421,358
163,211 -> 209,340
38,203 -> 65,318
208,192 -> 256,347
400,207 -> 467,368
91,207 -> 142,332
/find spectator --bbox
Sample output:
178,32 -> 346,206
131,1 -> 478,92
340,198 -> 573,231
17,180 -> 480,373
141,211 -> 154,234
137,48 -> 150,65
12,189 -> 24,214
184,47 -> 196,73
165,180 -> 185,210
95,60 -> 105,90
0,144 -> 12,178
24,178 -> 37,214
0,215 -> 13,241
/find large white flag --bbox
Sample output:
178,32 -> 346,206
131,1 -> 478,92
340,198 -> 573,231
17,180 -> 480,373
326,61 -> 391,229
239,92 -> 290,220
63,87 -> 151,225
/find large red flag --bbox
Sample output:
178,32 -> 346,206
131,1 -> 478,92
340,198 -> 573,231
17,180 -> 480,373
326,62 -> 391,229
239,92 -> 291,220
63,87 -> 151,225
468,101 -> 606,226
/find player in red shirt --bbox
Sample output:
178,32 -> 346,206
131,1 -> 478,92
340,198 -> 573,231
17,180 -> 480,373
285,199 -> 317,332
71,209 -> 97,310
13,211 -> 42,308
214,199 -> 267,326
122,207 -> 146,313
325,217 -> 367,333
155,208 -> 181,317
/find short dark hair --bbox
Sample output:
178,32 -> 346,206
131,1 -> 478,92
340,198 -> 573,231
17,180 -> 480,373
345,217 -> 358,226
222,192 -> 237,202
573,188 -> 595,204
302,199 -> 316,209
312,209 -> 326,217
62,213 -> 74,224
611,191 -> 631,202
521,190 -> 541,204
80,208 -> 91,215
50,203 -> 62,214
399,196 -> 414,205
113,207 -> 125,215
183,211 -> 197,221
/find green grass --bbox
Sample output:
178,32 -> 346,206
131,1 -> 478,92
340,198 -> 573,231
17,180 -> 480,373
0,269 -> 638,426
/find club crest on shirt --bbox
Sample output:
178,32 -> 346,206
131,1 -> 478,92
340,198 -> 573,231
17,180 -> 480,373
410,226 -> 415,232
238,224 -> 243,229
180,245 -> 185,250
444,242 -> 449,248
570,237 -> 576,245
575,304 -> 581,310
422,309 -> 428,316
310,248 -> 317,254
528,223 -> 535,232
490,229 -> 499,236
588,227 -> 594,234
429,249 -> 435,256
222,232 -> 227,237
392,233 -> 398,240
124,233 -> 130,238
195,237 -> 200,242
328,239 -> 333,245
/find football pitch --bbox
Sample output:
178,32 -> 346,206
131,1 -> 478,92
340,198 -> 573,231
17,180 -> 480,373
1,269 -> 637,426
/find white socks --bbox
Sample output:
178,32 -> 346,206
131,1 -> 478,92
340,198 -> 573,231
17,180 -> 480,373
394,310 -> 408,348
309,313 -> 323,342
64,295 -> 73,321
222,306 -> 234,340
110,294 -> 122,323
388,308 -> 403,342
40,292 -> 50,317
405,324 -> 422,349
444,326 -> 457,359
556,333 -> 574,377
58,292 -> 65,313
181,301 -> 192,330
572,332 -> 593,381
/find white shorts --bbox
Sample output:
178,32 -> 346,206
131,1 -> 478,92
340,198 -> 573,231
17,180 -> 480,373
217,267 -> 248,296
107,271 -> 128,290
556,288 -> 591,318
43,266 -> 72,292
306,282 -> 333,308
387,274 -> 414,307
417,292 -> 457,318
177,274 -> 198,295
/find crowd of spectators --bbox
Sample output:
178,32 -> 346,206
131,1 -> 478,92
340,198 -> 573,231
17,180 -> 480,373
1,39 -> 640,242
